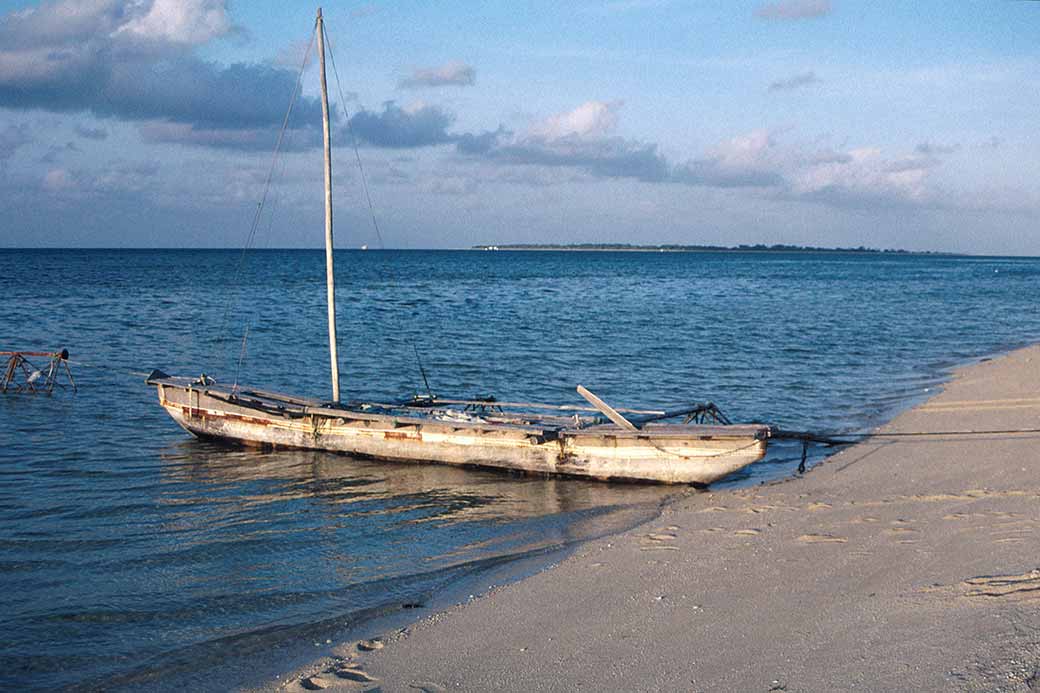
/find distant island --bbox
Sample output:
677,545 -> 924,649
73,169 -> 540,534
471,243 -> 946,254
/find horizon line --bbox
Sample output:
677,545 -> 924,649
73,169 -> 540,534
0,246 -> 1024,258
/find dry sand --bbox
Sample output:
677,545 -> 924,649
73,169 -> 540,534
264,346 -> 1040,692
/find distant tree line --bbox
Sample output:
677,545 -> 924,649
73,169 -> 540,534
471,243 -> 944,254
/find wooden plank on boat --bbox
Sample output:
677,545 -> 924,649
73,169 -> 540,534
576,385 -> 638,431
239,387 -> 324,407
426,397 -> 666,416
293,401 -> 554,436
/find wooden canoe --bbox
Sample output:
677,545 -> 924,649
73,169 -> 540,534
147,373 -> 770,485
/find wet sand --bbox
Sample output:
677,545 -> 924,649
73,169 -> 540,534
261,345 -> 1040,692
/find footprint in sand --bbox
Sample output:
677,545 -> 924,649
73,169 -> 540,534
641,531 -> 679,551
963,570 -> 1040,600
994,520 -> 1033,529
357,639 -> 384,652
991,527 -> 1031,542
797,533 -> 847,544
882,526 -> 920,544
332,666 -> 378,683
850,516 -> 881,524
943,512 -> 1012,525
410,683 -> 448,693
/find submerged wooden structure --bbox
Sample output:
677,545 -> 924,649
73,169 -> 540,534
147,9 -> 771,485
2,349 -> 76,394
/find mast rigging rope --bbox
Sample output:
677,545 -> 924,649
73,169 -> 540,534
323,28 -> 386,250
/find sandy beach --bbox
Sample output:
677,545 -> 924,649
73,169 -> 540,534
265,345 -> 1040,692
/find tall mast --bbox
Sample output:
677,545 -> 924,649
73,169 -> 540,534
316,8 -> 340,402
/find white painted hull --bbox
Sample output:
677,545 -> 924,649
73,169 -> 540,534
151,378 -> 769,485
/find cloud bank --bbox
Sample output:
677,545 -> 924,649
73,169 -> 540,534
0,3 -> 964,217
348,102 -> 456,148
0,0 -> 324,145
454,102 -> 947,210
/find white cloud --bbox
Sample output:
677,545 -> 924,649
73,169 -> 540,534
460,107 -> 956,210
456,101 -> 669,183
530,100 -> 622,139
114,0 -> 231,45
784,145 -> 934,205
708,130 -> 777,169
0,0 -> 304,138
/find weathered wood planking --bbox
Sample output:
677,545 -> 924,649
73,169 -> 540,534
149,375 -> 769,485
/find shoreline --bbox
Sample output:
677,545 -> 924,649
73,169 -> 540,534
261,343 -> 1040,692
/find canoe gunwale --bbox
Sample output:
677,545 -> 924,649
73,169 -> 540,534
147,374 -> 770,441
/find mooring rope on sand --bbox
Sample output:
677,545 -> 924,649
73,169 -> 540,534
772,427 -> 1040,446
771,426 -> 1040,474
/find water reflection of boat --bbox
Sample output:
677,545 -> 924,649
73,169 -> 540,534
157,443 -> 673,528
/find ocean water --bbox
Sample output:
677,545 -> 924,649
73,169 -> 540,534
2,248 -> 1040,690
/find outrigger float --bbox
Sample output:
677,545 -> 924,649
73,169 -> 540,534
2,349 -> 76,394
147,9 -> 772,485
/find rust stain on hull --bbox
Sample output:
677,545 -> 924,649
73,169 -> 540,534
179,406 -> 272,427
384,430 -> 420,441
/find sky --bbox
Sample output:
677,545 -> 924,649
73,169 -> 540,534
0,0 -> 1038,253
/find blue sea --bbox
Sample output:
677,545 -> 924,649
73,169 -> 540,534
2,248 -> 1040,690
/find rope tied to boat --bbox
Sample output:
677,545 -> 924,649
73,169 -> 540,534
61,358 -> 152,379
771,426 -> 1040,474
